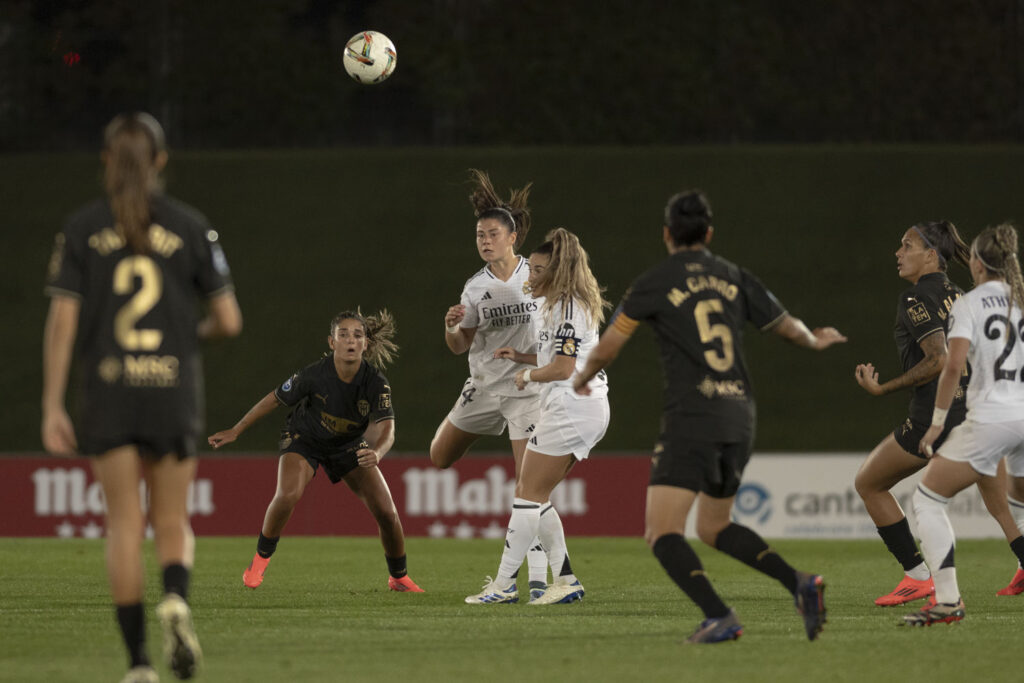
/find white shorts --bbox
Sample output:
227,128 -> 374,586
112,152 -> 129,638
939,418 -> 1024,477
529,391 -> 610,461
446,378 -> 540,441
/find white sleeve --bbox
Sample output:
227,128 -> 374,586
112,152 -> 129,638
460,284 -> 480,329
946,296 -> 973,342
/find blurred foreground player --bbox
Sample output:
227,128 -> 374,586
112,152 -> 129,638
573,190 -> 845,642
208,310 -> 422,593
42,113 -> 242,682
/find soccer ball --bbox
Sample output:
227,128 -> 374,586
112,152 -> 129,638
343,31 -> 397,84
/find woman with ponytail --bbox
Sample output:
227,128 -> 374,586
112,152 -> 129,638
433,170 -> 551,601
573,190 -> 844,642
465,228 -> 610,606
908,224 -> 1024,625
208,309 -> 423,593
853,221 -> 1021,606
43,113 -> 242,682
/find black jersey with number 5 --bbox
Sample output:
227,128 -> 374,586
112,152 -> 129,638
893,271 -> 968,424
44,195 -> 234,441
614,249 -> 786,441
274,357 -> 394,451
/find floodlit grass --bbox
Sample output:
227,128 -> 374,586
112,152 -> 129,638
2,537 -> 1021,682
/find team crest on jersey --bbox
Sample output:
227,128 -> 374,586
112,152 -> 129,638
98,356 -> 122,384
357,399 -> 370,416
907,302 -> 931,325
522,282 -> 531,294
560,338 -> 578,356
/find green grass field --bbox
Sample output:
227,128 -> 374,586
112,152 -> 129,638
2,537 -> 1021,682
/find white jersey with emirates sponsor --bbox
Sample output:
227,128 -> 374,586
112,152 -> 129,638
458,256 -> 540,397
536,296 -> 608,398
947,280 -> 1024,423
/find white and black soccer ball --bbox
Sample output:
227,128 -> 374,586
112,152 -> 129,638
342,31 -> 397,84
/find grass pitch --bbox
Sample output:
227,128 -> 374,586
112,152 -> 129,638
2,537 -> 1021,682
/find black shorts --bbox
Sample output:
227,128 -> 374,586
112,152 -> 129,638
893,414 -> 962,459
278,431 -> 367,484
649,434 -> 753,498
77,433 -> 196,460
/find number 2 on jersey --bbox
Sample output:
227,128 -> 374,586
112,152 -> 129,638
113,256 -> 163,351
694,298 -> 734,372
984,313 -> 1024,381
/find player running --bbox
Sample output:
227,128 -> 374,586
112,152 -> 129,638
431,169 -> 549,599
207,310 -> 423,593
573,190 -> 845,642
906,224 -> 1024,625
853,221 -> 1022,605
42,112 -> 242,682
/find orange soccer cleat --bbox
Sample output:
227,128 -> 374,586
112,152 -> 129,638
874,575 -> 934,606
996,568 -> 1024,596
243,554 -> 270,589
388,575 -> 424,593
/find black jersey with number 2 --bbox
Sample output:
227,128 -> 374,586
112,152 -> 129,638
615,248 -> 786,441
44,195 -> 233,442
274,356 -> 394,452
894,271 -> 968,424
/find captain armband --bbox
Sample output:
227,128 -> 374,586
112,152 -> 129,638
611,312 -> 640,336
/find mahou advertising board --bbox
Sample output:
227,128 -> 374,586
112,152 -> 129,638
0,453 -> 1008,539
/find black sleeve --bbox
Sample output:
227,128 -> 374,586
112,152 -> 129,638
274,366 -> 314,407
897,291 -> 944,341
739,268 -> 786,330
369,373 -> 395,421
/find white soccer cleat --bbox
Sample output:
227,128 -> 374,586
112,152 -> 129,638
528,579 -> 584,605
155,593 -> 202,679
464,576 -> 518,604
119,666 -> 158,683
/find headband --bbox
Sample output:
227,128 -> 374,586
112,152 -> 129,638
912,226 -> 946,268
491,206 -> 516,228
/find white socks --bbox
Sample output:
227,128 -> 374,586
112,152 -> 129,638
538,502 -> 576,585
913,484 -> 958,604
497,498 -> 543,583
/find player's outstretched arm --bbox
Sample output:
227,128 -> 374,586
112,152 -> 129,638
771,314 -> 847,351
207,390 -> 280,448
493,346 -> 538,365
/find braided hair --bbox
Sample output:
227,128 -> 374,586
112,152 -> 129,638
972,224 -> 1024,328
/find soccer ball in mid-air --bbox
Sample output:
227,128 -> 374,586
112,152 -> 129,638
343,31 -> 397,84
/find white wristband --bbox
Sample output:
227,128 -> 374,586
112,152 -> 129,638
446,323 -> 460,334
932,407 -> 948,427
522,370 -> 532,384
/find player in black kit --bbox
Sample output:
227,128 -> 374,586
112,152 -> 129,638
853,221 -> 1022,605
573,190 -> 845,643
208,310 -> 423,593
42,113 -> 242,683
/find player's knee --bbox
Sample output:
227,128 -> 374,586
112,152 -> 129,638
695,522 -> 722,547
853,470 -> 877,499
273,487 -> 304,509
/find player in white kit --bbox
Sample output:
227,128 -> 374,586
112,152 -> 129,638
430,170 -> 549,600
908,224 -> 1024,626
465,227 -> 610,606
